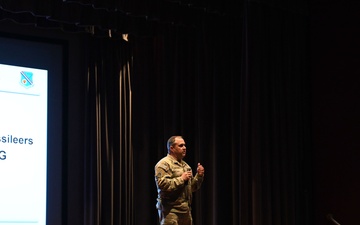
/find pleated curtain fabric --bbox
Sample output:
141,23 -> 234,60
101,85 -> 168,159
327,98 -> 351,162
0,0 -> 313,225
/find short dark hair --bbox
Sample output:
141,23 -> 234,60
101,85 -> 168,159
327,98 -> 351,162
167,135 -> 183,151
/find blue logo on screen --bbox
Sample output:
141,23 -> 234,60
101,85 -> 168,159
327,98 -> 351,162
20,71 -> 34,88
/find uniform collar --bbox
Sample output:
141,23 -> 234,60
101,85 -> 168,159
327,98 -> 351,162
167,154 -> 183,164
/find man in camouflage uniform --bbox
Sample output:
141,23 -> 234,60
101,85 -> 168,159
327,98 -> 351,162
154,135 -> 205,225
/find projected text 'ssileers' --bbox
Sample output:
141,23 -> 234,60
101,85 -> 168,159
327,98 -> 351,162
1,135 -> 34,145
0,134 -> 34,160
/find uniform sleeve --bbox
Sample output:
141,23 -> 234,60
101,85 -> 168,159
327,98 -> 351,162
155,161 -> 185,192
190,173 -> 204,192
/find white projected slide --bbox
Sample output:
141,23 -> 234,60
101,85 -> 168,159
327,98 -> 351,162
0,64 -> 47,225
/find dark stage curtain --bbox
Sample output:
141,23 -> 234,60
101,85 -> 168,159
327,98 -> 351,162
239,1 -> 312,225
0,0 -> 312,225
131,2 -> 311,225
83,37 -> 134,225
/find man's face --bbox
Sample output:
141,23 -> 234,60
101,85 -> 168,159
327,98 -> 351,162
171,137 -> 186,160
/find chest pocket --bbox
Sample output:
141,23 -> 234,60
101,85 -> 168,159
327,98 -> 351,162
171,166 -> 184,177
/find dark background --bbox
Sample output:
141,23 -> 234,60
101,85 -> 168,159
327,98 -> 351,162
310,1 -> 360,224
0,0 -> 359,225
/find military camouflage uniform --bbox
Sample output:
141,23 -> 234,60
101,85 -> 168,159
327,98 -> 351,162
155,154 -> 204,225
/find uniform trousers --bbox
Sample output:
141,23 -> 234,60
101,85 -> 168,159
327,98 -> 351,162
158,210 -> 193,225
